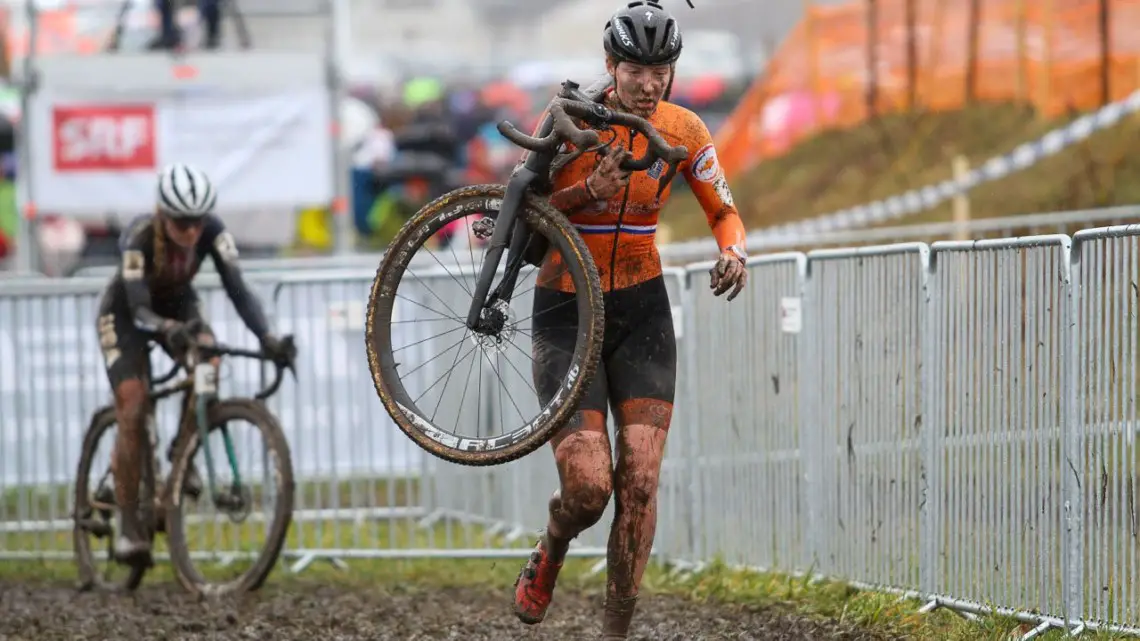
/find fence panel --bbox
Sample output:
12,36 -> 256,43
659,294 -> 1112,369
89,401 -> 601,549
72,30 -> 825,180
270,270 -> 437,563
926,236 -> 1076,620
682,254 -> 807,572
802,244 -> 927,591
1073,226 -> 1140,628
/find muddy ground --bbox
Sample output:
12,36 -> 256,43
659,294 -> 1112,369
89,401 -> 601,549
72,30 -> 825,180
0,579 -> 902,640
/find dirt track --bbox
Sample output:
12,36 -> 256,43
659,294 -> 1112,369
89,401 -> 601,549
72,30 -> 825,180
0,579 -> 901,640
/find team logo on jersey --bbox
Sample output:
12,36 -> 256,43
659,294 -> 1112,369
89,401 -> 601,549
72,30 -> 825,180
691,144 -> 720,183
122,249 -> 145,281
647,158 -> 666,179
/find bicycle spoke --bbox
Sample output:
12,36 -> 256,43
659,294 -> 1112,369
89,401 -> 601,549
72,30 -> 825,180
401,332 -> 472,380
405,265 -> 466,322
510,294 -> 581,329
392,324 -> 467,355
485,348 -> 527,428
390,317 -> 455,325
443,220 -> 479,293
452,344 -> 481,436
420,242 -> 474,298
394,291 -> 461,323
495,348 -> 505,438
511,261 -> 571,301
495,342 -> 539,397
413,342 -> 481,407
430,327 -> 474,423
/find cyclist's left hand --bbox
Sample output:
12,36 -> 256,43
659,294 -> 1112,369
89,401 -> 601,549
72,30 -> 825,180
260,334 -> 297,366
709,250 -> 747,301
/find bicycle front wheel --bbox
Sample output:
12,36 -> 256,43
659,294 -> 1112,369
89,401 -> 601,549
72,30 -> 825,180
366,183 -> 604,466
164,399 -> 295,597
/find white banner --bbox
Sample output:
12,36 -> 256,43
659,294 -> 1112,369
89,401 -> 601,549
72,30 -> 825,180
24,53 -> 335,220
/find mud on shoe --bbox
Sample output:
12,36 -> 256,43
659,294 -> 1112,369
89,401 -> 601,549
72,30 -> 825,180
512,533 -> 565,625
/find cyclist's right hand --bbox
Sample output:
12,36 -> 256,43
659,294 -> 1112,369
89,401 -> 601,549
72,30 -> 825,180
160,319 -> 191,352
260,334 -> 297,368
585,144 -> 634,200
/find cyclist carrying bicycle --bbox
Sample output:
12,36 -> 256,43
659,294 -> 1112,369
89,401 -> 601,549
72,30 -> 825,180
513,2 -> 748,638
95,163 -> 290,569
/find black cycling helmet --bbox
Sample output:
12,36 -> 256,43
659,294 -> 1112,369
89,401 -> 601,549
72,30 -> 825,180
603,1 -> 683,66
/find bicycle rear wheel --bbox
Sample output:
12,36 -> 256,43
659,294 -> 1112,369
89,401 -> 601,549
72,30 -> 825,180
73,406 -> 156,592
164,398 -> 294,597
366,183 -> 604,466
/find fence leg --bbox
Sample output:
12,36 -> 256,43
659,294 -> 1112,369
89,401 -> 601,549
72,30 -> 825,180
1061,238 -> 1084,627
919,246 -> 939,597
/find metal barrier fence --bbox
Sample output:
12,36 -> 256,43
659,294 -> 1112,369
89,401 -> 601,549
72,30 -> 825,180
4,226 -> 1140,635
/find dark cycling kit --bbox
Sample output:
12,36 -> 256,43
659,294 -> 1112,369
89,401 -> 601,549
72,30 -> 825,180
96,213 -> 271,384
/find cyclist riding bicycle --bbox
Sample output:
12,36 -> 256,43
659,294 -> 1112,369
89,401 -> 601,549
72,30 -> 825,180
513,2 -> 748,638
94,163 -> 290,569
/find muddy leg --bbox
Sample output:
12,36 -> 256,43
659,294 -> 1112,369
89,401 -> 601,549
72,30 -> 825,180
602,400 -> 672,638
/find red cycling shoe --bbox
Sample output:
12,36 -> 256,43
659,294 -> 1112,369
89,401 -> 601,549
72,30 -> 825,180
513,534 -> 564,624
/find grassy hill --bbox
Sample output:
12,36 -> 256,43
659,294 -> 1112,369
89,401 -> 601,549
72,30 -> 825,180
661,102 -> 1140,241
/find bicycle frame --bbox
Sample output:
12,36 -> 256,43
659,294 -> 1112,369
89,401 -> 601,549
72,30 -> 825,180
144,336 -> 292,513
464,81 -> 595,332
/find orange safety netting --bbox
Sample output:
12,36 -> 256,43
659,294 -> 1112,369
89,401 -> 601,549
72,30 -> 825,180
716,0 -> 1140,180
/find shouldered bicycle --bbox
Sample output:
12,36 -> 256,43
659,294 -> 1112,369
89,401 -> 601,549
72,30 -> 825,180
366,79 -> 689,467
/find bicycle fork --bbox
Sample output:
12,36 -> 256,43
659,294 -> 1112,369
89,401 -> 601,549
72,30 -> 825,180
466,170 -> 541,333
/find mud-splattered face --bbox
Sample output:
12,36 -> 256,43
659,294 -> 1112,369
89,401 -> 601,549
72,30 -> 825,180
606,60 -> 672,118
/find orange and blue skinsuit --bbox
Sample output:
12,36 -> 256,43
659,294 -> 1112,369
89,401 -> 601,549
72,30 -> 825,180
515,91 -> 747,629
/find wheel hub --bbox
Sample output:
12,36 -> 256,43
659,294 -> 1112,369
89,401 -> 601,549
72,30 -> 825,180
471,299 -> 516,353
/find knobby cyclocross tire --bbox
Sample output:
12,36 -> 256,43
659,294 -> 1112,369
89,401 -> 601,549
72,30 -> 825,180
366,183 -> 604,467
164,399 -> 295,597
73,406 -> 156,592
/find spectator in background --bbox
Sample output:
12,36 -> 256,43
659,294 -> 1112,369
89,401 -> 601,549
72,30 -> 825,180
350,117 -> 396,237
149,0 -> 221,51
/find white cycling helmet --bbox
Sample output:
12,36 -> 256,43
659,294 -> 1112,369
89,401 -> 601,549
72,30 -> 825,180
157,163 -> 217,219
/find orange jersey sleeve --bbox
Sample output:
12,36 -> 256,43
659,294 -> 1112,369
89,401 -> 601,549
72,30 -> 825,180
680,119 -> 747,254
